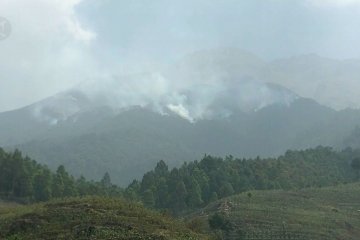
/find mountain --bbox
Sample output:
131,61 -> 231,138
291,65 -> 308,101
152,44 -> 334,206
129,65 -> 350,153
269,54 -> 360,110
0,90 -> 114,147
4,97 -> 360,185
168,49 -> 360,111
2,49 -> 360,185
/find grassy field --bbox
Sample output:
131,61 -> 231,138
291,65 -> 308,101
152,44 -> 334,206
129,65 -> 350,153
0,197 -> 209,240
189,183 -> 360,240
2,184 -> 360,240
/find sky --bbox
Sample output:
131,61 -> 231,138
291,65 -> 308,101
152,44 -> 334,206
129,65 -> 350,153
1,0 -> 360,112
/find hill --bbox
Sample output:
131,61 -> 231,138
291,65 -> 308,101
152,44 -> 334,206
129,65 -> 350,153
190,183 -> 360,240
0,197 -> 209,240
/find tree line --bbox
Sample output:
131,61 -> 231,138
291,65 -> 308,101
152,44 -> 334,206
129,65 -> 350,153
0,148 -> 121,202
2,146 -> 360,213
125,146 -> 360,214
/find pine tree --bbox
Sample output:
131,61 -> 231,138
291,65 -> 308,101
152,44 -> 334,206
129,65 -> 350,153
351,158 -> 360,179
76,176 -> 89,196
186,178 -> 203,208
52,172 -> 65,198
101,172 -> 112,189
33,169 -> 52,201
154,160 -> 169,177
172,181 -> 187,212
142,189 -> 155,208
13,169 -> 33,198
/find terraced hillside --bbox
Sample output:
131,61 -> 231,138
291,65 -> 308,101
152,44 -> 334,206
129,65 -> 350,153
0,197 -> 209,240
191,183 -> 360,240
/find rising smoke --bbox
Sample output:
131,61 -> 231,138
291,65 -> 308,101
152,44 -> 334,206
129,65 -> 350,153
30,49 -> 298,124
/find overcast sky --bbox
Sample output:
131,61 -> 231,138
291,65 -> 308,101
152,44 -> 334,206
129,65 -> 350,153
1,0 -> 360,112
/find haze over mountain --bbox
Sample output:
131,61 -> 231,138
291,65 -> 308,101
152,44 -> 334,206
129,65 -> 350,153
3,2 -> 360,239
269,54 -> 360,110
3,0 -> 360,113
2,49 -> 360,184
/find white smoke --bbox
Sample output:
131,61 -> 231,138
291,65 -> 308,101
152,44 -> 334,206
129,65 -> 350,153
29,48 -> 299,125
68,68 -> 298,122
167,104 -> 193,122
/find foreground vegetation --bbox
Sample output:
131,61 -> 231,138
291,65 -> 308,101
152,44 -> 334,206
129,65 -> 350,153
190,183 -> 360,240
2,146 -> 360,239
0,197 -> 209,240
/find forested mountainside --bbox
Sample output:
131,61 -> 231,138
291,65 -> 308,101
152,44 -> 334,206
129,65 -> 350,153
3,97 -> 360,185
3,50 -> 360,186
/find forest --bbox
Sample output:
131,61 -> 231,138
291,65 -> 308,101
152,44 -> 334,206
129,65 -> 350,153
2,146 -> 360,214
0,148 -> 122,202
126,146 -> 360,214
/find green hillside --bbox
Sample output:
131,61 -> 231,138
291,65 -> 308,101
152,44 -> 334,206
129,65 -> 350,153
0,197 -> 209,240
190,183 -> 360,240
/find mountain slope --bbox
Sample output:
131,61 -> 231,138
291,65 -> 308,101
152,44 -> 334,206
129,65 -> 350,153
190,183 -> 360,240
0,197 -> 209,240
2,49 -> 360,185
0,90 -> 115,147
269,54 -> 360,110
15,108 -> 198,184
12,98 -> 360,185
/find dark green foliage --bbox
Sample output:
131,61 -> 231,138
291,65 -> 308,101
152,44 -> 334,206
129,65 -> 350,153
124,180 -> 141,201
0,148 -> 122,203
100,172 -> 112,189
351,158 -> 360,179
128,146 -> 358,213
186,178 -> 203,208
208,213 -> 232,232
351,157 -> 360,170
33,169 -> 52,201
142,189 -> 155,208
155,160 -> 169,176
344,126 -> 360,149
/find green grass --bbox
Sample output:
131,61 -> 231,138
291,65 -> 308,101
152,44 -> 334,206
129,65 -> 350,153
189,182 -> 360,240
0,197 -> 209,240
2,185 -> 360,240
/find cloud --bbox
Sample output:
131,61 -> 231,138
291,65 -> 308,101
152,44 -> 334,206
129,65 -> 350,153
0,0 -> 97,112
2,0 -> 360,114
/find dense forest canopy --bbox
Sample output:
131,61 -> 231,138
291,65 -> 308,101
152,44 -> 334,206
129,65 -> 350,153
2,146 -> 360,216
0,148 -> 122,202
126,146 -> 360,214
